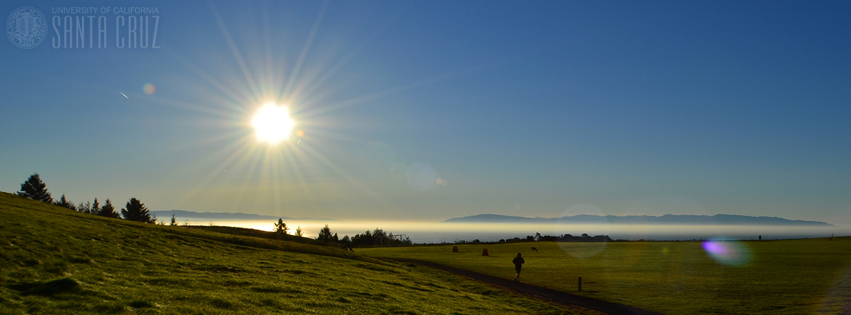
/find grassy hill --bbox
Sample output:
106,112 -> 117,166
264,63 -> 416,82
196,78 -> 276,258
0,192 -> 581,314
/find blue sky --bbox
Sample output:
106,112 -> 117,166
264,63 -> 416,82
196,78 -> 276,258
2,1 -> 850,224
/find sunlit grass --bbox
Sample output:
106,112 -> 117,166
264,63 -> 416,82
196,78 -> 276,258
0,192 -> 585,314
360,239 -> 851,314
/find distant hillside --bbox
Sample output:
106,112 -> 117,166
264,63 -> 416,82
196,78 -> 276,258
150,210 -> 334,221
444,213 -> 834,226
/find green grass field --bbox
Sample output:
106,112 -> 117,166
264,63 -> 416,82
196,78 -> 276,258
0,192 -> 584,314
360,237 -> 851,314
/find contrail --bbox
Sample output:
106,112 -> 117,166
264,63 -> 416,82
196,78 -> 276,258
120,92 -> 129,99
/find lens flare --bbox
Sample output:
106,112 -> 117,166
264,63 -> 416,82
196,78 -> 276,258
143,83 -> 156,95
556,204 -> 610,259
702,240 -> 750,266
406,162 -> 438,191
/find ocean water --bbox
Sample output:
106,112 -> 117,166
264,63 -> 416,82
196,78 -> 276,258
174,219 -> 847,243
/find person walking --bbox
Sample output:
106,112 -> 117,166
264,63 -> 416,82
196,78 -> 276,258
513,253 -> 525,283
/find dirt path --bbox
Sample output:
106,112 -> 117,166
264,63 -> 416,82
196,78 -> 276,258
394,259 -> 662,315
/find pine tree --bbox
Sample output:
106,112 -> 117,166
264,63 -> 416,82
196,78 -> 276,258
317,224 -> 333,242
91,198 -> 100,216
17,174 -> 52,203
170,214 -> 177,226
78,201 -> 91,214
121,198 -> 152,223
273,218 -> 289,235
53,194 -> 76,210
98,199 -> 119,218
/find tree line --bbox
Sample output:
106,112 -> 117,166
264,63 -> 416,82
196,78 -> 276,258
16,173 -> 156,223
269,222 -> 412,247
19,173 -> 414,245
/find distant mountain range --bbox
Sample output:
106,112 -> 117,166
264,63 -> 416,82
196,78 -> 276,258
443,214 -> 833,226
150,210 -> 334,221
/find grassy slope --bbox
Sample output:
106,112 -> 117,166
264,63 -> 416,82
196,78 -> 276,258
0,192 -> 583,315
360,239 -> 851,314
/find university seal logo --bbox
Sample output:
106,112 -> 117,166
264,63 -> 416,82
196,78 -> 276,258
6,7 -> 47,49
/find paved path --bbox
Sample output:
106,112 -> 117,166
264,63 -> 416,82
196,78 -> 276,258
394,259 -> 663,315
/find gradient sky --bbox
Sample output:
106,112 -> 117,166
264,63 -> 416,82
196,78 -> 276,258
2,1 -> 850,224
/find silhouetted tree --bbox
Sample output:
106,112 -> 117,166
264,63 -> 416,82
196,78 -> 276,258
91,198 -> 100,216
349,228 -> 410,247
170,214 -> 177,226
53,194 -> 76,210
373,228 -> 388,245
296,226 -> 303,237
350,230 -> 373,247
97,199 -> 119,218
77,201 -> 91,214
122,198 -> 152,223
17,174 -> 52,203
274,218 -> 289,235
317,224 -> 334,242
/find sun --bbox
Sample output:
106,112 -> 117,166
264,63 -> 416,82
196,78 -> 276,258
251,103 -> 296,145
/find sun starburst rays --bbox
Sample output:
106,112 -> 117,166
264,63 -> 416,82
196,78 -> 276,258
161,1 -> 448,218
